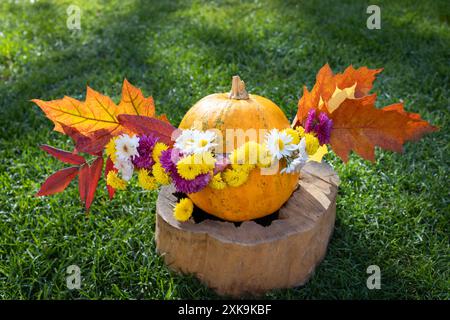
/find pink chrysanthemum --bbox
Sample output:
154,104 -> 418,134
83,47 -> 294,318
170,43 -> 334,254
132,134 -> 158,169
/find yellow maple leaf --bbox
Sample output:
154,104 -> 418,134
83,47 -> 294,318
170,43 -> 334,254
32,79 -> 156,136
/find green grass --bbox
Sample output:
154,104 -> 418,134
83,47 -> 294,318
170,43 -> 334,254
0,0 -> 448,299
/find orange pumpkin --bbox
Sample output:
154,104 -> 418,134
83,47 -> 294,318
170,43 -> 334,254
178,76 -> 299,221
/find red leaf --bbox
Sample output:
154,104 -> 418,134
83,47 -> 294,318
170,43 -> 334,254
85,157 -> 104,211
118,114 -> 176,146
62,124 -> 116,155
78,163 -> 89,202
105,157 -> 116,200
40,145 -> 86,165
36,167 -> 79,196
78,157 -> 104,211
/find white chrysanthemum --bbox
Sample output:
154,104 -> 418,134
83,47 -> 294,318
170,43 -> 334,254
174,129 -> 196,154
281,138 -> 309,174
114,158 -> 134,181
175,129 -> 217,155
115,134 -> 139,161
265,128 -> 297,160
191,130 -> 217,154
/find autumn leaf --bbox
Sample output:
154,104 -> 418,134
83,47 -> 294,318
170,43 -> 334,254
40,145 -> 86,165
32,79 -> 167,139
118,114 -> 176,146
119,79 -> 155,117
105,157 -> 116,200
294,64 -> 438,162
78,157 -> 103,211
295,64 -> 383,125
36,167 -> 79,196
327,95 -> 438,162
32,87 -> 121,135
62,124 -> 114,156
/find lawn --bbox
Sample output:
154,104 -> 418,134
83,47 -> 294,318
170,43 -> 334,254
0,0 -> 448,299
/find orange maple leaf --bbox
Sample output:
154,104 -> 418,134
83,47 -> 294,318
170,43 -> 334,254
32,79 -> 158,136
294,64 -> 438,162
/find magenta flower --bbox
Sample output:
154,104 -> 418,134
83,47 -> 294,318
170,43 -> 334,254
304,108 -> 317,133
304,109 -> 333,145
160,148 -> 211,194
172,170 -> 211,194
132,134 -> 158,169
317,112 -> 333,145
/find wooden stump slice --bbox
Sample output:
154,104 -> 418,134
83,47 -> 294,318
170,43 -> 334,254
155,162 -> 340,297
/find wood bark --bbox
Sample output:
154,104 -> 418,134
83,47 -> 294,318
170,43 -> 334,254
155,162 -> 340,297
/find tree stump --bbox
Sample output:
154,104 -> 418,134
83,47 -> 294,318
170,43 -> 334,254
155,162 -> 340,297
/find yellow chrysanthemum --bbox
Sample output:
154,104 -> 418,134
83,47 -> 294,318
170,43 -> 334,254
152,142 -> 169,163
173,198 -> 194,222
138,169 -> 158,190
257,143 -> 272,168
308,144 -> 328,163
106,171 -> 127,190
231,141 -> 259,165
283,128 -> 300,145
231,163 -> 254,172
176,155 -> 202,180
295,126 -> 306,138
105,137 -> 118,163
223,168 -> 249,187
305,133 -> 320,155
152,162 -> 171,185
197,152 -> 216,173
209,173 -> 227,190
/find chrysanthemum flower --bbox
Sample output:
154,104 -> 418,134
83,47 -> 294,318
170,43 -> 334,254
132,134 -> 158,169
197,152 -> 216,173
137,169 -> 158,190
173,171 -> 211,194
174,129 -> 217,155
265,129 -> 297,160
173,198 -> 194,222
105,137 -> 118,163
115,134 -> 139,161
160,149 -> 211,193
230,141 -> 259,166
152,142 -> 169,163
176,155 -> 203,180
113,158 -> 134,181
223,167 -> 249,187
283,128 -> 301,145
106,171 -> 127,190
281,137 -> 309,174
174,129 -> 195,154
304,109 -> 333,145
257,143 -> 272,168
152,162 -> 171,185
209,173 -> 226,190
191,130 -> 217,154
304,133 -> 320,155
295,125 -> 306,138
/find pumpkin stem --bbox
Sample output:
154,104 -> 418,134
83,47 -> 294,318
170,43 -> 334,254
229,75 -> 249,99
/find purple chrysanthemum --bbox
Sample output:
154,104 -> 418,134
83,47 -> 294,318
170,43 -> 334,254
317,112 -> 333,145
132,134 -> 158,169
172,170 -> 211,194
159,148 -> 210,194
304,108 -> 317,133
160,148 -> 181,173
304,109 -> 333,145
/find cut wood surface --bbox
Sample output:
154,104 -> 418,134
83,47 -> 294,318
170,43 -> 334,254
155,161 -> 340,297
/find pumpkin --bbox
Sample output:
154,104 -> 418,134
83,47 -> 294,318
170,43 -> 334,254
178,76 -> 299,221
